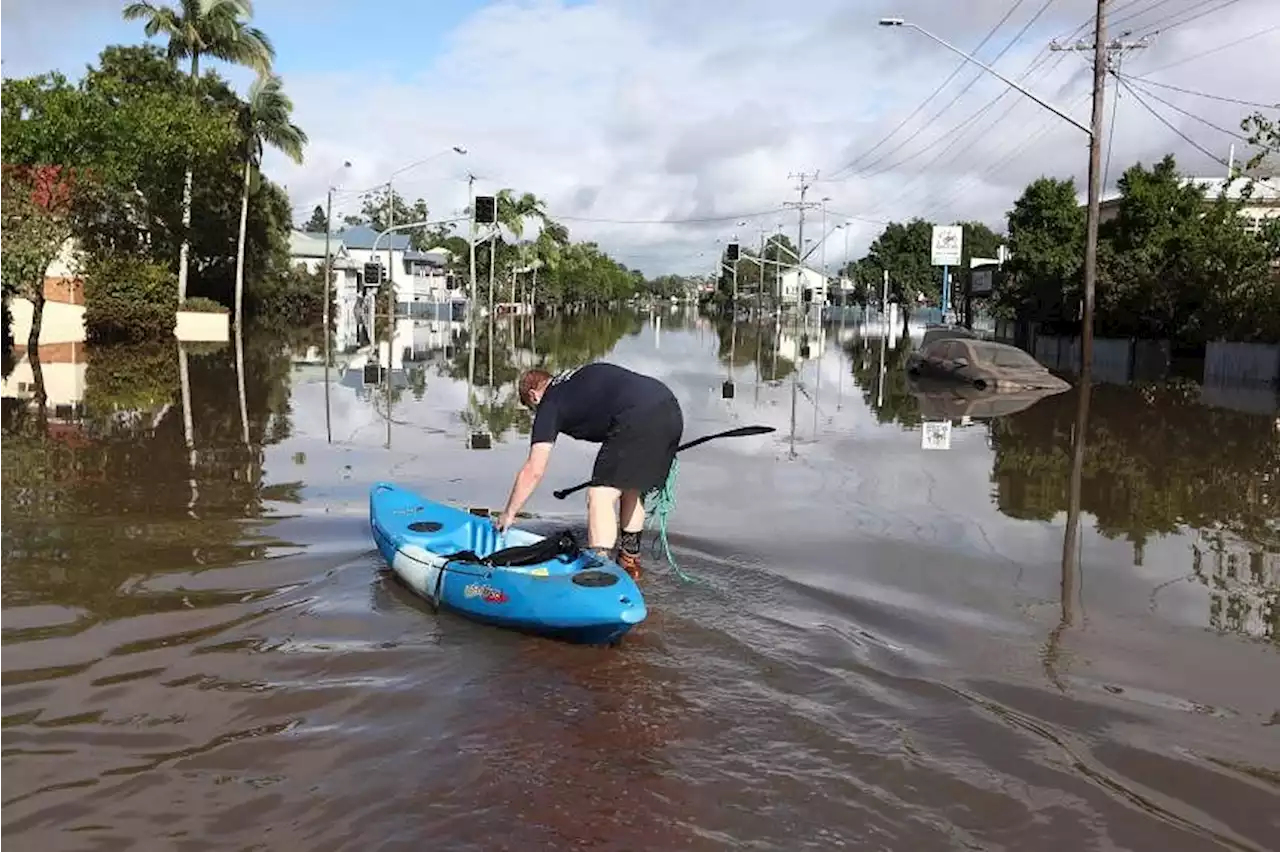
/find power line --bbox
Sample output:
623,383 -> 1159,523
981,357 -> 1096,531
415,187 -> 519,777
1130,0 -> 1248,38
861,49 -> 1074,220
823,0 -> 1034,181
1120,75 -> 1250,140
547,208 -> 789,225
1136,23 -> 1280,73
1116,73 -> 1279,108
1116,74 -> 1234,167
1106,0 -> 1177,33
851,0 -> 1062,183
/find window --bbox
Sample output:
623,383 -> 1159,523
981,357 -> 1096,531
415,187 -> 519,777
973,342 -> 1041,368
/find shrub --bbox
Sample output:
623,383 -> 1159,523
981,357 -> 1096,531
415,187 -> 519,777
249,263 -> 326,327
84,343 -> 179,414
182,296 -> 228,313
83,254 -> 176,343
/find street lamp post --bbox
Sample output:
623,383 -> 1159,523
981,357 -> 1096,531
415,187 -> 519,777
879,10 -> 1105,375
323,160 -> 352,444
375,146 -> 467,316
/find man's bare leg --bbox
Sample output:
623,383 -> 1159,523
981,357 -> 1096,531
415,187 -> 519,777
586,485 -> 620,554
617,489 -> 645,580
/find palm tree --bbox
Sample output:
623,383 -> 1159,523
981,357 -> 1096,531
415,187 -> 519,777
122,0 -> 275,304
233,72 -> 306,323
493,189 -> 547,240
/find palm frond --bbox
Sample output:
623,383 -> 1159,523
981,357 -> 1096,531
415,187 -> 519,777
243,73 -> 307,166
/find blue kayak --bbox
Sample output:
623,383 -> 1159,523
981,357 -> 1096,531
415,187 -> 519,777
368,482 -> 647,644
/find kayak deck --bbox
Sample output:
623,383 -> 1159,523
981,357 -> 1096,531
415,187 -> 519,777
369,482 -> 646,644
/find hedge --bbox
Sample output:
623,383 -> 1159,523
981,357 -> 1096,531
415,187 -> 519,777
83,254 -> 176,343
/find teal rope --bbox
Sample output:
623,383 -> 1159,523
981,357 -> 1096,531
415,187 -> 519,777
642,457 -> 697,583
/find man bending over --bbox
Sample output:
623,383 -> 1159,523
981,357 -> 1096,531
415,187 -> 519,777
495,363 -> 684,581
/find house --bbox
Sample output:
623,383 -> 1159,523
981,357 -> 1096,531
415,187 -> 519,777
289,230 -> 354,274
2,339 -> 89,436
7,238 -> 88,347
776,266 -> 829,307
1094,176 -> 1280,233
337,225 -> 459,314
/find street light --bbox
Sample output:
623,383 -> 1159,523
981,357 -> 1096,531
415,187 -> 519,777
323,159 -> 352,445
381,146 -> 467,307
879,12 -> 1104,374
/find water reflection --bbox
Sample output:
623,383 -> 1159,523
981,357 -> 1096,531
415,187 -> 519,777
3,311 -> 1279,849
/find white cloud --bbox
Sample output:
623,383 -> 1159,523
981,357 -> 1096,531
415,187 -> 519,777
10,0 -> 1278,276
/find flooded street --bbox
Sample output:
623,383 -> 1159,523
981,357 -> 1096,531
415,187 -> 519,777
3,308 -> 1278,851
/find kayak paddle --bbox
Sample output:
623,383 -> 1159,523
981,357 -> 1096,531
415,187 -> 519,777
552,424 -> 776,500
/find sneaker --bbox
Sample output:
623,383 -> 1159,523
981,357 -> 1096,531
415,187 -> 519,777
618,549 -> 643,582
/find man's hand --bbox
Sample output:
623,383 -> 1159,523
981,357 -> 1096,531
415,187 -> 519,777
497,442 -> 553,536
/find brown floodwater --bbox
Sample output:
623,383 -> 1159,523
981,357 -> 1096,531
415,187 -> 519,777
3,309 -> 1278,851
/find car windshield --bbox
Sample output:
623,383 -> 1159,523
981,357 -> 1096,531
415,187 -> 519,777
973,343 -> 1043,369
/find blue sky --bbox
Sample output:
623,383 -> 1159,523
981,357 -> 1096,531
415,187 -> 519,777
2,0 -> 494,81
4,0 -> 1278,275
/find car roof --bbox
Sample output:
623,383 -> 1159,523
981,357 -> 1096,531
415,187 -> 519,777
921,326 -> 977,347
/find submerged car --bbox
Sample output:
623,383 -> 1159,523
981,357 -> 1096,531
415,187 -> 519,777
905,337 -> 1070,392
906,375 -> 1068,421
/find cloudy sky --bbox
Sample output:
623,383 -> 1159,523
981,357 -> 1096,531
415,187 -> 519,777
4,0 -> 1277,275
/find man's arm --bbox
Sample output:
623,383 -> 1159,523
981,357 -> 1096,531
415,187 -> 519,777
498,441 -> 553,529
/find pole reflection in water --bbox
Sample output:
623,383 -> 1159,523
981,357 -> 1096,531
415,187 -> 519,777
876,326 -> 887,410
324,325 -> 333,444
789,318 -> 799,460
753,316 -> 763,406
1045,368 -> 1093,691
178,340 -> 199,518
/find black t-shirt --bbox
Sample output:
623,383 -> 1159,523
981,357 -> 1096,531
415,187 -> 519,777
530,362 -> 673,445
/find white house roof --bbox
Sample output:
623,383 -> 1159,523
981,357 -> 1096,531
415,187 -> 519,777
1186,176 -> 1280,202
779,265 -> 827,280
290,230 -> 336,257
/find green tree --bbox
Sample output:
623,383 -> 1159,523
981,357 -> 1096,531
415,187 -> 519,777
860,218 -> 939,313
353,186 -> 441,249
233,72 -> 306,323
0,166 -> 84,354
122,0 -> 275,304
1001,177 -> 1084,325
301,204 -> 327,232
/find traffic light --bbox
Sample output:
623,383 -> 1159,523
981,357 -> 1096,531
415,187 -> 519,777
803,287 -> 813,305
726,242 -> 740,261
474,195 -> 496,224
363,262 -> 382,285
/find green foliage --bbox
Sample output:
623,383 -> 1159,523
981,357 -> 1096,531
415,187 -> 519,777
861,218 -> 942,310
347,187 -> 443,251
249,263 -> 325,327
0,164 -> 86,347
1000,177 -> 1085,325
3,42 -> 302,343
989,381 -> 1280,551
182,297 -> 228,313
301,204 -> 327,232
83,343 -> 180,414
82,254 -> 176,343
994,154 -> 1279,344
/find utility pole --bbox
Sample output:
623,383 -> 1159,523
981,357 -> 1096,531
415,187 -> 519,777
1051,9 -> 1149,376
323,186 -> 334,444
467,174 -> 477,318
783,171 -> 820,316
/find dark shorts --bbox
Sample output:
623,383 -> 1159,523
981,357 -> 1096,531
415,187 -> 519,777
591,396 -> 684,493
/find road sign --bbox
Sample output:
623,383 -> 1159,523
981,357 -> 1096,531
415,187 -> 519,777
930,225 -> 963,267
921,420 -> 952,451
971,268 -> 994,296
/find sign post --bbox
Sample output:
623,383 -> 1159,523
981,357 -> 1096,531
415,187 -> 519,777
930,225 -> 963,318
